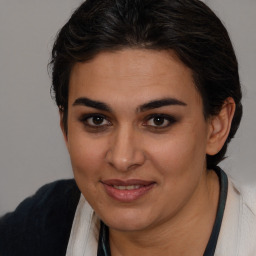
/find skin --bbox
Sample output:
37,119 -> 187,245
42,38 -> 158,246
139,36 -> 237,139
61,49 -> 235,255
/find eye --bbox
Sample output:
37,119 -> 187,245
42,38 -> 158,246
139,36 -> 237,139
87,116 -> 108,126
80,114 -> 111,127
144,114 -> 177,128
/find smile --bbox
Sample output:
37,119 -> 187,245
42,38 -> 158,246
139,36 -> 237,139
113,185 -> 142,190
101,179 -> 156,202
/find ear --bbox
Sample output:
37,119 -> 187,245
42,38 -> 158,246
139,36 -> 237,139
59,109 -> 69,148
206,97 -> 236,156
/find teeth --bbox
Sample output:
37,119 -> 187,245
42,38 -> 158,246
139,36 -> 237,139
113,185 -> 141,190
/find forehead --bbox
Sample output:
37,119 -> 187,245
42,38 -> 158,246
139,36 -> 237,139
69,49 -> 201,108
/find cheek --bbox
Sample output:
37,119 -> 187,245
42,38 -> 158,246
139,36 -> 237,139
144,128 -> 208,212
147,124 -> 208,178
67,132 -> 107,179
67,133 -> 109,207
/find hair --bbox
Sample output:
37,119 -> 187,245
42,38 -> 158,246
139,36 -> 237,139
50,0 -> 242,169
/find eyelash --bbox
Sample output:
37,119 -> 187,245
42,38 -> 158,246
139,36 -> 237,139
143,114 -> 177,129
79,113 -> 111,129
79,113 -> 177,131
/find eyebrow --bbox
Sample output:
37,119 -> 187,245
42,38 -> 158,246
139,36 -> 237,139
72,97 -> 187,112
138,98 -> 187,112
73,97 -> 112,112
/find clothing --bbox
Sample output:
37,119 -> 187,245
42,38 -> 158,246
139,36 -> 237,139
0,170 -> 256,256
215,177 -> 256,255
0,180 -> 80,256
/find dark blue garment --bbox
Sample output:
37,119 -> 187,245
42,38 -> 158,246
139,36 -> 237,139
204,167 -> 228,255
0,179 -> 80,256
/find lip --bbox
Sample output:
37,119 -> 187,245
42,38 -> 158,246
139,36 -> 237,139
101,179 -> 156,202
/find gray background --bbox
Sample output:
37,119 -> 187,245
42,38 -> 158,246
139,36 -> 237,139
0,0 -> 255,215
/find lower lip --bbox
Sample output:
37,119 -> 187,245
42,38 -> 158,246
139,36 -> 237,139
102,183 -> 155,202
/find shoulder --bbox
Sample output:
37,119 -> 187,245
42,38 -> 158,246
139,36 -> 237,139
231,178 -> 256,216
217,174 -> 256,255
233,178 -> 256,254
0,179 -> 81,256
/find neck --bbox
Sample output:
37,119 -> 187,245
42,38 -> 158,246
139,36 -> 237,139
109,170 -> 220,256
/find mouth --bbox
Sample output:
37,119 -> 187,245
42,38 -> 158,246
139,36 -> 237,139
101,179 -> 156,202
112,184 -> 143,190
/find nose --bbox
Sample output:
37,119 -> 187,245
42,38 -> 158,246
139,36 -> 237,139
105,126 -> 145,172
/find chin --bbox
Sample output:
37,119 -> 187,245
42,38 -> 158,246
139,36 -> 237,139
99,208 -> 155,232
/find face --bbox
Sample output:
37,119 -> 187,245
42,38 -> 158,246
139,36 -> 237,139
64,49 -> 212,232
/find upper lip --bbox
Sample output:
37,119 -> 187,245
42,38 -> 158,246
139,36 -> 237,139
101,179 -> 155,186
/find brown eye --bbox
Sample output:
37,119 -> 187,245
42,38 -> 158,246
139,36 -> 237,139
152,116 -> 166,126
81,114 -> 111,127
144,114 -> 177,128
90,116 -> 105,125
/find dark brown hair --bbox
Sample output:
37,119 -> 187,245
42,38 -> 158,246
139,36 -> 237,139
50,0 -> 242,169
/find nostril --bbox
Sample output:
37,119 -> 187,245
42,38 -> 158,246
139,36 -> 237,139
127,163 -> 141,171
105,135 -> 146,171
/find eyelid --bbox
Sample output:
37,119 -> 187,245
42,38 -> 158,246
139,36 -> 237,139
143,114 -> 177,128
78,113 -> 177,130
79,113 -> 112,127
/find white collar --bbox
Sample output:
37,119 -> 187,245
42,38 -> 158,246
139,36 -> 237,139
215,178 -> 256,255
66,194 -> 99,256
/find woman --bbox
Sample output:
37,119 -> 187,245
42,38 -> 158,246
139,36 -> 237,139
1,0 -> 255,255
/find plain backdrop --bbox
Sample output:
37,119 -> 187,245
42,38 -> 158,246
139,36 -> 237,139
0,0 -> 255,215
